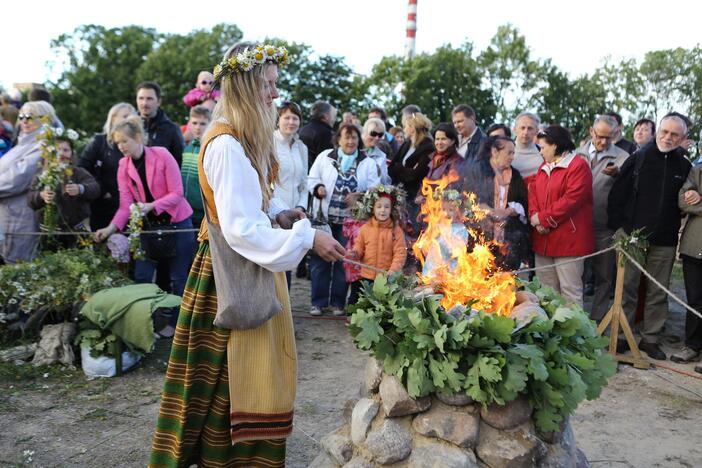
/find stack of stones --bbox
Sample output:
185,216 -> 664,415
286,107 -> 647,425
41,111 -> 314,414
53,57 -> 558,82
309,358 -> 589,468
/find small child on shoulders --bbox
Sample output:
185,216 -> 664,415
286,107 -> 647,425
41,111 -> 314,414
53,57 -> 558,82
182,71 -> 221,108
347,185 -> 408,304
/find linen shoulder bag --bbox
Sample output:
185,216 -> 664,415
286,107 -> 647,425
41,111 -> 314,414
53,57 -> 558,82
202,189 -> 282,330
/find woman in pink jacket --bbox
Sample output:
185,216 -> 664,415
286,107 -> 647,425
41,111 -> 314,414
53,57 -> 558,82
95,115 -> 196,298
529,125 -> 594,307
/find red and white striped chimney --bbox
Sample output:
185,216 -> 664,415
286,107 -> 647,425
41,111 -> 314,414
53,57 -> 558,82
405,0 -> 417,59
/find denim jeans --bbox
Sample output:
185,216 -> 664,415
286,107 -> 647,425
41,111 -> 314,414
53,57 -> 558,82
134,217 -> 197,298
309,222 -> 348,308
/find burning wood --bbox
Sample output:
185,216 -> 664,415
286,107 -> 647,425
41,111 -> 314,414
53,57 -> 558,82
411,175 -> 517,316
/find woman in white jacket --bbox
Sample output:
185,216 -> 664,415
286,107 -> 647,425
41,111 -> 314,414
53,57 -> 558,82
273,101 -> 308,211
273,101 -> 309,287
307,123 -> 381,315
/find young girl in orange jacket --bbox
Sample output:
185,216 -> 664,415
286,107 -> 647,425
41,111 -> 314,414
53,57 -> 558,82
347,185 -> 408,304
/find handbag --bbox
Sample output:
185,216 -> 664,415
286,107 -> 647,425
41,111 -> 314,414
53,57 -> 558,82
203,191 -> 282,330
311,204 -> 332,235
142,215 -> 177,261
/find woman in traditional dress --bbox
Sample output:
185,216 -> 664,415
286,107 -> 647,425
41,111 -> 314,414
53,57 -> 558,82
149,42 -> 344,467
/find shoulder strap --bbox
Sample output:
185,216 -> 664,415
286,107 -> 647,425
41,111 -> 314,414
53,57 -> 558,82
197,123 -> 239,236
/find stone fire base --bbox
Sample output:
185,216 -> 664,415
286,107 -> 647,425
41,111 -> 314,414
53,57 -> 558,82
309,358 -> 589,468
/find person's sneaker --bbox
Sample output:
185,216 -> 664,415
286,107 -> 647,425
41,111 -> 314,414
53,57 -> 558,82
310,306 -> 322,316
331,307 -> 346,316
638,341 -> 667,360
670,346 -> 700,363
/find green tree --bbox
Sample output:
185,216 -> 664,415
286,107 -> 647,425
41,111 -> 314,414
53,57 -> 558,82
136,23 -> 243,124
531,63 -> 607,142
592,57 -> 645,123
364,44 -> 497,127
268,38 -> 359,117
48,25 -> 159,133
478,24 -> 540,121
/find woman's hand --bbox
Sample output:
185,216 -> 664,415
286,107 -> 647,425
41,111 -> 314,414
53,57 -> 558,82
138,202 -> 155,215
94,224 -> 117,242
276,209 -> 306,229
64,183 -> 82,197
684,189 -> 701,206
312,230 -> 346,262
314,185 -> 327,199
40,189 -> 55,204
490,208 -> 516,221
529,213 -> 541,227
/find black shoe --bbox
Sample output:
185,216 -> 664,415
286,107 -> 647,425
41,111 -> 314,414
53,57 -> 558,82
638,341 -> 666,361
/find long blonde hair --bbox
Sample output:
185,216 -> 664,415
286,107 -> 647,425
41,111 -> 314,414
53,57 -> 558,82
211,42 -> 279,208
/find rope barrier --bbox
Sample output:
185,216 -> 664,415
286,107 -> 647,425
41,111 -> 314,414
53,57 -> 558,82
4,228 -> 200,237
618,248 -> 702,322
511,245 -> 617,274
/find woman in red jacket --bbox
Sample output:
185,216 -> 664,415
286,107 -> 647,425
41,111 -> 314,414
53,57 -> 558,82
529,125 -> 594,307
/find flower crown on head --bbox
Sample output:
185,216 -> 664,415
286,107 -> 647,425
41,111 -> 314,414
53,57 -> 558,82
353,184 -> 407,221
213,44 -> 289,81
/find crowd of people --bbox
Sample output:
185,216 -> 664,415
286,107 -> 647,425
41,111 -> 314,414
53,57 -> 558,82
0,67 -> 701,368
1,41 -> 701,466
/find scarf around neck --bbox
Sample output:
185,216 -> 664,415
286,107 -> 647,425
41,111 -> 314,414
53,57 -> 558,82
337,147 -> 358,173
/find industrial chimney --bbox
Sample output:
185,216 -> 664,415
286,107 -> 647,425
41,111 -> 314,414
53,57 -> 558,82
405,0 -> 417,59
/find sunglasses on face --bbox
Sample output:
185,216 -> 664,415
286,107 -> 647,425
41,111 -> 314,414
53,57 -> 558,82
18,113 -> 35,121
536,130 -> 549,139
200,80 -> 213,85
370,130 -> 384,138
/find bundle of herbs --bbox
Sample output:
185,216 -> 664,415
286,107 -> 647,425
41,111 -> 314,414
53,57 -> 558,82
348,274 -> 616,432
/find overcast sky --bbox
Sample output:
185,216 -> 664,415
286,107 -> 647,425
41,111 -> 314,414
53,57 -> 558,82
3,0 -> 701,92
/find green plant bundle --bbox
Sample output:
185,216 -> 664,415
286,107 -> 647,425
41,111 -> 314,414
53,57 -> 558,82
75,322 -> 119,358
0,248 -> 131,321
348,274 -> 616,432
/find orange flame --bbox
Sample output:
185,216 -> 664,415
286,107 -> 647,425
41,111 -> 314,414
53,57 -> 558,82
412,174 -> 516,316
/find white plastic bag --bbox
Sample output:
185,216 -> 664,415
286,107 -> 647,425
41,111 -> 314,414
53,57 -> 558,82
80,345 -> 141,378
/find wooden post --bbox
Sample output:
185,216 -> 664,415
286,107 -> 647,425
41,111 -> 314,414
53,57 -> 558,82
596,250 -> 650,369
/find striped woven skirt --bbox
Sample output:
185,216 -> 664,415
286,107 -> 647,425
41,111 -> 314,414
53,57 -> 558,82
149,242 -> 286,467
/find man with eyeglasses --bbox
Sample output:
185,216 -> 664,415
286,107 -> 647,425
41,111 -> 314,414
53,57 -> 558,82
576,115 -> 630,321
608,115 -> 692,360
452,104 -> 485,161
136,81 -> 184,166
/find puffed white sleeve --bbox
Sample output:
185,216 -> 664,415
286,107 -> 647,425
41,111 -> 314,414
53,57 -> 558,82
203,135 -> 316,272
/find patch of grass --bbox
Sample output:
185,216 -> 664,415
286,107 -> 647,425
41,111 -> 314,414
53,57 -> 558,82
296,401 -> 317,416
0,361 -> 81,385
82,408 -> 108,421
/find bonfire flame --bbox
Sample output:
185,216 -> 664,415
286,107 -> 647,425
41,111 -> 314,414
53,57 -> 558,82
412,174 -> 516,316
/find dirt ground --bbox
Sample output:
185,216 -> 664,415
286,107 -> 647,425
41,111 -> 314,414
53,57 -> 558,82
1,273 -> 702,468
